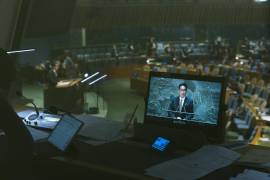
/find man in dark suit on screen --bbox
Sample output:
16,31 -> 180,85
168,83 -> 194,120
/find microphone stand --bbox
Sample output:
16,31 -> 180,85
88,84 -> 99,114
17,92 -> 39,120
28,100 -> 40,120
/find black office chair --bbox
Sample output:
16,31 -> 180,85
244,117 -> 256,140
243,83 -> 255,98
227,94 -> 238,112
234,108 -> 253,130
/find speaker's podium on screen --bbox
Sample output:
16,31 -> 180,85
135,71 -> 227,151
166,110 -> 195,120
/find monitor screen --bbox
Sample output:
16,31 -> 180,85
144,72 -> 226,141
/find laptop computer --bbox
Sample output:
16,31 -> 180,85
32,114 -> 83,153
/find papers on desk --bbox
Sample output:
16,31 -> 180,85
145,145 -> 240,180
261,115 -> 270,122
27,126 -> 49,141
237,149 -> 270,170
18,110 -> 131,146
238,149 -> 270,164
230,169 -> 270,180
75,114 -> 131,145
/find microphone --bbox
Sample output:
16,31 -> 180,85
123,104 -> 139,131
16,92 -> 39,120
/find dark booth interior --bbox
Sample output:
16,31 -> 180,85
1,0 -> 270,179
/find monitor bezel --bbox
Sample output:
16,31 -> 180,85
144,71 -> 227,143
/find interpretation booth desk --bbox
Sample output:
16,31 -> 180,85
32,132 -> 270,180
17,109 -> 270,179
23,68 -> 270,179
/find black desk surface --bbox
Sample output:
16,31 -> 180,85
71,140 -> 183,174
35,139 -> 269,180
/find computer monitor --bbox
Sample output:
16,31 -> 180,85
144,72 -> 226,142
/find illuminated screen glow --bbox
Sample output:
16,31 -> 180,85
146,77 -> 222,126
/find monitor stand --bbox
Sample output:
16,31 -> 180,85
134,123 -> 207,151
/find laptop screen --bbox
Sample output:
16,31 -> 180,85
48,114 -> 83,151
